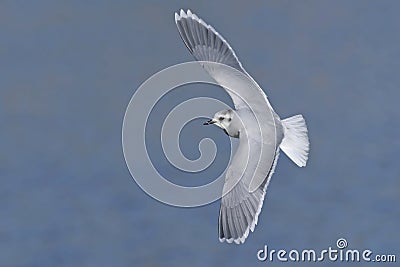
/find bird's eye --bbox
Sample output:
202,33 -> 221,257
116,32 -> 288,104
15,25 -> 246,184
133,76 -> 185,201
228,118 -> 232,122
219,117 -> 224,121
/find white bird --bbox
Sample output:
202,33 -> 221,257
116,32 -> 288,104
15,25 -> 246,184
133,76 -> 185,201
175,9 -> 310,244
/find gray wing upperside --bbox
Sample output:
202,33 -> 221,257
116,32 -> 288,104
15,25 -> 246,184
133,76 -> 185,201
219,148 -> 280,244
175,9 -> 274,113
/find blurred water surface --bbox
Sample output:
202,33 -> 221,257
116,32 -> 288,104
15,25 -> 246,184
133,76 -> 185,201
1,1 -> 399,266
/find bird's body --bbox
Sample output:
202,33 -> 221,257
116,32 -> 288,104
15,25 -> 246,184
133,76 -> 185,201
175,9 -> 310,244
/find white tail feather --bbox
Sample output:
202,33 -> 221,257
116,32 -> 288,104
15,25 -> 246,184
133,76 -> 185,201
280,115 -> 309,167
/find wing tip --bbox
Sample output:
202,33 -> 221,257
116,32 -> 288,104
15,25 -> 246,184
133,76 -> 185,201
174,9 -> 186,22
175,9 -> 203,24
219,236 -> 247,245
180,9 -> 186,18
219,222 -> 251,245
174,8 -> 245,72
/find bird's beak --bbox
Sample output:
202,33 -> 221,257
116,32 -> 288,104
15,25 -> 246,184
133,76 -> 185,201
203,119 -> 216,125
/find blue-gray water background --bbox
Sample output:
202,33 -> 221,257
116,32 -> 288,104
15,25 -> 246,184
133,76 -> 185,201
1,1 -> 399,266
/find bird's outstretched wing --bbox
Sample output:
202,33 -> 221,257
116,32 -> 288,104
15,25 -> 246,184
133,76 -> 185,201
175,9 -> 273,113
175,9 -> 282,244
219,139 -> 280,244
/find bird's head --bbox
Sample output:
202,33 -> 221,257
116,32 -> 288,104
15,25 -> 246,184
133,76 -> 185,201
203,109 -> 235,135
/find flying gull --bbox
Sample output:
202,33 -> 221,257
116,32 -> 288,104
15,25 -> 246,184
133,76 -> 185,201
175,9 -> 310,244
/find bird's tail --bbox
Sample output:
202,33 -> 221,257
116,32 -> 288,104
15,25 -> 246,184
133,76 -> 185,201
280,114 -> 310,167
